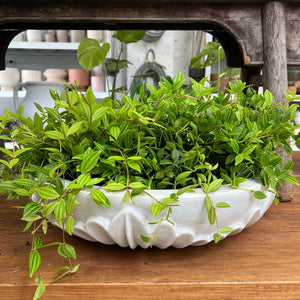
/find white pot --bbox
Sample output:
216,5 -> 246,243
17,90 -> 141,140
26,30 -> 42,42
21,70 -> 42,82
56,30 -> 69,43
43,69 -> 67,82
87,30 -> 105,42
0,98 -> 17,114
32,179 -> 274,249
13,81 -> 65,118
70,30 -> 86,43
0,68 -> 20,91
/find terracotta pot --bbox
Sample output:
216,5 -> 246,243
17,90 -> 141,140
210,73 -> 228,92
68,69 -> 90,90
288,85 -> 297,94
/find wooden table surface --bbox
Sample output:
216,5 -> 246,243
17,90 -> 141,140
1,153 -> 300,299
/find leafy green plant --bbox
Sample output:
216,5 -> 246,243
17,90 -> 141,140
1,39 -> 299,298
77,30 -> 145,99
190,41 -> 241,85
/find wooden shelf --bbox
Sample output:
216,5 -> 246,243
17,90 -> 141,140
1,153 -> 300,299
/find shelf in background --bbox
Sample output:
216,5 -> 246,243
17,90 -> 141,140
0,90 -> 108,99
8,41 -> 80,51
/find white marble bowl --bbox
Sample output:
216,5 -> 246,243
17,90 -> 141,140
33,179 -> 274,249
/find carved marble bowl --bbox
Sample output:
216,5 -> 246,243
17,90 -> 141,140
33,179 -> 274,249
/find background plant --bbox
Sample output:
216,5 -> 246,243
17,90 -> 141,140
77,30 -> 145,99
190,41 -> 241,85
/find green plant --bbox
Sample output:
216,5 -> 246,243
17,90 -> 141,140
190,41 -> 241,85
77,30 -> 145,99
1,37 -> 300,298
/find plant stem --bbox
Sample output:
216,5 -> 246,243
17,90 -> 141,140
111,42 -> 124,101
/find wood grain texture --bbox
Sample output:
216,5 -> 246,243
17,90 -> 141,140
0,1 -> 298,68
262,2 -> 292,201
1,152 -> 300,299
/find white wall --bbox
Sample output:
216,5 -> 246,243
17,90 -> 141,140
126,31 -> 194,88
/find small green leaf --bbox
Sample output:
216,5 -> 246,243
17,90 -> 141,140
253,191 -> 267,199
54,199 -> 67,226
66,216 -> 74,235
205,195 -> 212,211
29,249 -> 41,278
103,182 -> 125,191
42,220 -> 48,234
230,139 -> 239,154
113,30 -> 145,44
58,243 -> 76,260
161,197 -> 178,204
127,160 -> 142,173
215,202 -> 231,208
35,186 -> 60,200
23,221 -> 34,232
175,171 -> 192,183
151,202 -> 166,217
129,182 -> 147,189
80,151 -> 100,173
109,126 -> 121,140
213,232 -> 222,243
13,178 -> 36,186
208,208 -> 216,225
21,214 -> 42,222
67,121 -> 83,136
15,188 -> 30,196
92,107 -> 108,122
32,277 -> 45,300
140,235 -> 152,243
242,145 -> 256,156
219,226 -> 235,234
66,194 -> 75,214
91,190 -> 111,208
42,202 -> 59,217
122,189 -> 131,203
23,202 -> 42,218
284,160 -> 294,171
66,183 -> 83,189
235,154 -> 244,165
34,236 -> 43,249
45,130 -> 65,140
207,179 -> 223,192
127,156 -> 144,161
284,174 -> 299,185
86,177 -> 104,186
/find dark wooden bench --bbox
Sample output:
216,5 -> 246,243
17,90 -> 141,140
0,0 -> 299,200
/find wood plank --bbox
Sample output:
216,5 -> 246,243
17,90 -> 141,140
262,2 -> 292,202
1,153 -> 300,299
